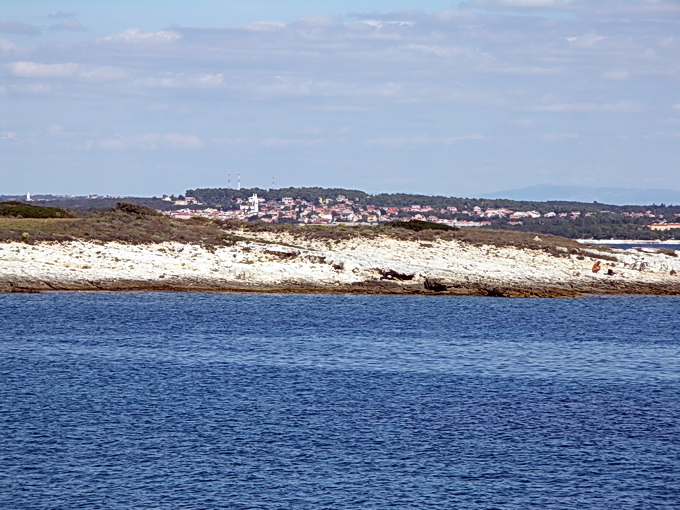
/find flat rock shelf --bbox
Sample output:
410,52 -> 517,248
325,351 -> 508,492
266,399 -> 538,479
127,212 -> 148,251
2,232 -> 680,297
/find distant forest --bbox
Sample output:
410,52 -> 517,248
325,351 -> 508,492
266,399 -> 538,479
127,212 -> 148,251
184,187 -> 371,206
185,186 -> 680,215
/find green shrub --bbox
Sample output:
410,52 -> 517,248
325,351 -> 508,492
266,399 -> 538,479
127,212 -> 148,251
112,202 -> 161,217
0,201 -> 73,219
385,220 -> 458,232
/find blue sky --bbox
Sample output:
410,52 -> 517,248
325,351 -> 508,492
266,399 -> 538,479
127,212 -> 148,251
1,0 -> 679,197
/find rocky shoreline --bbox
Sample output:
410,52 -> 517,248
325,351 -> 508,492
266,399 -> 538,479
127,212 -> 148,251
2,232 -> 680,297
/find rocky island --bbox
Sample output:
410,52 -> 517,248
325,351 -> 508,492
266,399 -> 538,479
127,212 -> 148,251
1,203 -> 679,297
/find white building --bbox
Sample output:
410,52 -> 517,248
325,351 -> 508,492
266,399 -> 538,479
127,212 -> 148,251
248,193 -> 260,213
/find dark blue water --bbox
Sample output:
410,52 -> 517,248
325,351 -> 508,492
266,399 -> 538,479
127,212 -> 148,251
2,293 -> 679,509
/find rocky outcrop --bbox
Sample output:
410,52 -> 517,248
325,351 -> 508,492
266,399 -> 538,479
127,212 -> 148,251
1,234 -> 679,296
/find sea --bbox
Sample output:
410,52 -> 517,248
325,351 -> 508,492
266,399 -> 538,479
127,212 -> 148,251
1,292 -> 679,509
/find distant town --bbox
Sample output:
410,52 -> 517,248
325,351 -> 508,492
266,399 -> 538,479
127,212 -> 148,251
5,186 -> 680,240
162,192 -> 678,228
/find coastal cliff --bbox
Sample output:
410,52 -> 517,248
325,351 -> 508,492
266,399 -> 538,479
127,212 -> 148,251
2,230 -> 679,297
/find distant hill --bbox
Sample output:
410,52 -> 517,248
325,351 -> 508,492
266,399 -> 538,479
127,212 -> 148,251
481,185 -> 680,206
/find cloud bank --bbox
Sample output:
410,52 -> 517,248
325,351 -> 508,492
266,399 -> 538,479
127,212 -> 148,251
0,1 -> 679,196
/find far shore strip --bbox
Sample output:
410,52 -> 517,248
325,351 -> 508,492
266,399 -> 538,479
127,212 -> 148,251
578,239 -> 679,245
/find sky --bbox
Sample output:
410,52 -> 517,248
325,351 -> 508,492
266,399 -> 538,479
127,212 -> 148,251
1,0 -> 679,198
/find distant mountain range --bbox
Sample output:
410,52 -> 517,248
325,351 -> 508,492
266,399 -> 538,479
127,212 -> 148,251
481,185 -> 680,206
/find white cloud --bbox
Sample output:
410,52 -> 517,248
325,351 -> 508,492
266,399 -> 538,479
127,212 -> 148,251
6,61 -> 128,83
212,138 -> 248,147
0,21 -> 40,35
9,83 -> 52,95
465,0 -> 680,14
356,20 -> 415,29
305,104 -> 369,113
194,74 -> 224,87
601,70 -> 630,81
260,138 -> 325,148
159,133 -> 204,149
462,0 -> 578,9
47,125 -> 66,136
673,104 -> 680,112
644,130 -> 680,140
80,66 -> 129,81
50,20 -> 86,32
91,133 -> 204,150
0,39 -> 19,54
406,44 -> 478,59
291,15 -> 340,28
134,76 -> 178,89
9,61 -> 80,78
512,119 -> 538,128
134,73 -> 224,89
596,0 -> 680,16
529,101 -> 645,113
93,136 -> 125,150
49,11 -> 77,19
365,134 -> 486,147
435,10 -> 478,22
658,37 -> 676,48
566,33 -> 605,48
98,29 -> 181,45
255,77 -> 352,98
541,132 -> 579,141
496,0 -> 576,6
241,21 -> 286,32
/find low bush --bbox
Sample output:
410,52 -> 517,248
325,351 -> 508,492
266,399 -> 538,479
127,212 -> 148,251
0,210 -> 237,247
113,202 -> 161,217
0,201 -> 73,219
384,220 -> 458,232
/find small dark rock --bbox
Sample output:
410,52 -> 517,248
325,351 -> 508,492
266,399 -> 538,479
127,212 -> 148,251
424,278 -> 448,292
379,268 -> 415,281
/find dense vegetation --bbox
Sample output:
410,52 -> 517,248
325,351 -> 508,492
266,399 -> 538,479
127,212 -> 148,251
384,220 -> 458,232
112,202 -> 161,217
185,187 -> 371,207
0,196 -> 178,217
186,187 -> 680,216
0,201 -> 73,219
489,215 -> 670,240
